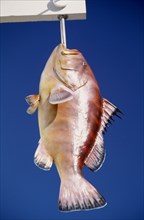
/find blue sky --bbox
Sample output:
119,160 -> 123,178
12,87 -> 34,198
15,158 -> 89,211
0,0 -> 143,219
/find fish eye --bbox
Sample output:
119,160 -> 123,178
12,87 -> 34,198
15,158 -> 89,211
82,62 -> 87,67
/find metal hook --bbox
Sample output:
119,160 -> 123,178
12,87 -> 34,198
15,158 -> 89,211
58,15 -> 68,48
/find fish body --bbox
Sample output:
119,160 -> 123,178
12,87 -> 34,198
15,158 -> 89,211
26,44 -> 120,211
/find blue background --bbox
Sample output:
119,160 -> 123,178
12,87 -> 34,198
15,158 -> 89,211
0,0 -> 143,219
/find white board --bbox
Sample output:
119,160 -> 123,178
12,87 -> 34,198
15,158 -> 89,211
0,0 -> 86,23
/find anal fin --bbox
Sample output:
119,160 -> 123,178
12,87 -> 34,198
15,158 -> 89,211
34,139 -> 53,171
85,132 -> 105,172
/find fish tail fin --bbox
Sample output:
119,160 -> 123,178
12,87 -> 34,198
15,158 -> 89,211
59,174 -> 106,212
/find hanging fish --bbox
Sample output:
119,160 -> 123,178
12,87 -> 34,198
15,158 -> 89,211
25,44 -> 121,212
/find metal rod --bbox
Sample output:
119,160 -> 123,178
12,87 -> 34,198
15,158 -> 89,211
58,15 -> 68,48
60,17 -> 66,47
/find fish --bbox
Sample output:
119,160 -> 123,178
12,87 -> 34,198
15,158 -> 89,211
25,44 -> 121,212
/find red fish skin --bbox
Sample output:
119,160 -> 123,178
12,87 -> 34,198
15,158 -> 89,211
41,64 -> 103,179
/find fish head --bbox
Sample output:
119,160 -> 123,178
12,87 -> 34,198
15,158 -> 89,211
54,44 -> 88,91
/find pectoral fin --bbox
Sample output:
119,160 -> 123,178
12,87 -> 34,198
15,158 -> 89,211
49,86 -> 73,104
25,94 -> 40,114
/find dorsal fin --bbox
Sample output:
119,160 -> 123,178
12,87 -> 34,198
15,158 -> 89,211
85,98 -> 121,172
100,98 -> 122,134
